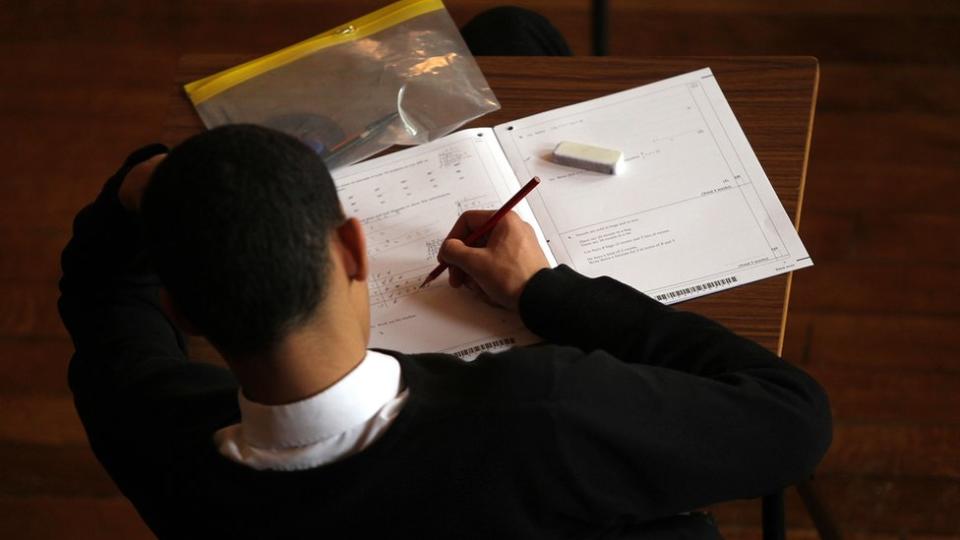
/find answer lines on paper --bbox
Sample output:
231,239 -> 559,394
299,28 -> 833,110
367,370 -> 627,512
494,67 -> 812,304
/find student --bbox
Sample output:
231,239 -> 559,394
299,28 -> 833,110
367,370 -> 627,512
60,123 -> 830,538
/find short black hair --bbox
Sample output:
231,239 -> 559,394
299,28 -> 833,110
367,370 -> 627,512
142,124 -> 345,357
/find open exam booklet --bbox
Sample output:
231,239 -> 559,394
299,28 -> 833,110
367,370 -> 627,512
332,68 -> 813,359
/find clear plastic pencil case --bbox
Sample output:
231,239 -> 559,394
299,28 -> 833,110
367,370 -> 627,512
183,0 -> 500,170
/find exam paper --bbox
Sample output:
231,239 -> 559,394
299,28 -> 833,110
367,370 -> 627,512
493,68 -> 812,304
332,129 -> 555,359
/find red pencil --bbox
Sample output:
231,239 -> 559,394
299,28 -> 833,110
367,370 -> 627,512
419,176 -> 541,288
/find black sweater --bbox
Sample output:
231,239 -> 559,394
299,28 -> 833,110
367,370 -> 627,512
59,146 -> 832,539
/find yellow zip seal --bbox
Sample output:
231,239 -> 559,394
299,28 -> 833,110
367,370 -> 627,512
184,0 -> 444,105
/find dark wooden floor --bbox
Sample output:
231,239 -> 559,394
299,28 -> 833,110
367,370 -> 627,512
1,1 -> 958,538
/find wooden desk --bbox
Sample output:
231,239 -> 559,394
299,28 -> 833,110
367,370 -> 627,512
166,55 -> 818,355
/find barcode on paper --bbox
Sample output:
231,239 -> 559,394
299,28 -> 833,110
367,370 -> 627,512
451,337 -> 517,359
655,276 -> 738,302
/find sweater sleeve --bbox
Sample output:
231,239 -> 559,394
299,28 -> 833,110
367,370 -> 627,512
516,265 -> 832,522
59,144 -> 185,387
58,147 -> 238,513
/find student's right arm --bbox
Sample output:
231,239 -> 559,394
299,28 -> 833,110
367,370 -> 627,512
439,210 -> 832,523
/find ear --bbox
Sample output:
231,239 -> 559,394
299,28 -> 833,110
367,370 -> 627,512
159,288 -> 201,335
335,217 -> 368,282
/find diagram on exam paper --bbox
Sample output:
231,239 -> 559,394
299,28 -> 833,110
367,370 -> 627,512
332,129 -> 553,357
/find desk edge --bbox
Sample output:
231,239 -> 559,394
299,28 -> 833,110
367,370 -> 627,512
777,57 -> 820,357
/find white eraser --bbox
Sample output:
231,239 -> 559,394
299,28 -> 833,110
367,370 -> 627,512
552,141 -> 624,175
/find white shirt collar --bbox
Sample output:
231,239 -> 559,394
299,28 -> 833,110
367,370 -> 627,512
237,350 -> 403,450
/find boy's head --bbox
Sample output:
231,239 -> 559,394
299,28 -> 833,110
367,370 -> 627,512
142,124 -> 347,358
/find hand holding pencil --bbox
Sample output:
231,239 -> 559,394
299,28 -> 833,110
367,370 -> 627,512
430,178 -> 550,310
